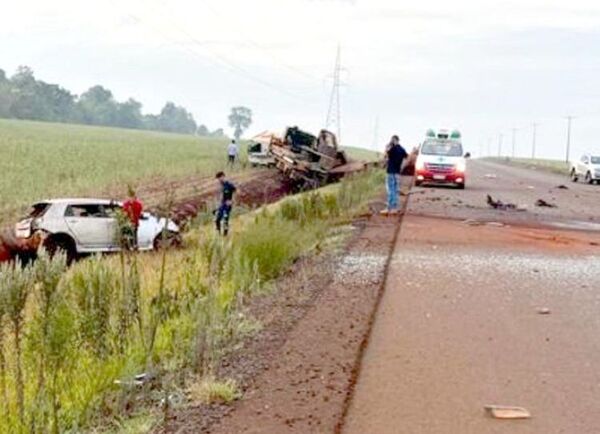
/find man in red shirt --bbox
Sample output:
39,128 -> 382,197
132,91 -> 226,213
122,187 -> 143,250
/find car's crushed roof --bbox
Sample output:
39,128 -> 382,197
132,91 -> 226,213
36,198 -> 121,206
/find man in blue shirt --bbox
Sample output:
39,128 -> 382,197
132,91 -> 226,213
382,135 -> 408,215
215,171 -> 237,236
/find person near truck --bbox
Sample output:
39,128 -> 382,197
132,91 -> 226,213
215,171 -> 236,236
382,135 -> 408,215
122,187 -> 143,249
227,139 -> 238,166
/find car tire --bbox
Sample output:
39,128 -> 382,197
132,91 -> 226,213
570,169 -> 578,182
456,183 -> 465,190
586,172 -> 593,184
414,181 -> 422,187
44,235 -> 77,265
153,231 -> 182,250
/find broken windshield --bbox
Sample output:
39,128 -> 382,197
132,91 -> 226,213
421,141 -> 463,157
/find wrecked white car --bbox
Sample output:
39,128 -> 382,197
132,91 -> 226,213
15,198 -> 180,261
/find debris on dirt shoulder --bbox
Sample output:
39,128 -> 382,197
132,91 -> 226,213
535,199 -> 557,208
555,185 -> 569,190
486,195 -> 526,211
484,173 -> 497,179
485,405 -> 531,419
537,307 -> 551,315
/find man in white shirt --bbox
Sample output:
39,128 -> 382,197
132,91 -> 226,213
227,139 -> 238,166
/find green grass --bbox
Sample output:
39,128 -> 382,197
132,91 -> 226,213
0,170 -> 385,433
484,157 -> 569,175
0,119 -> 235,222
344,146 -> 380,162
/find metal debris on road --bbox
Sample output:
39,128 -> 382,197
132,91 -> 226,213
537,307 -> 551,315
535,199 -> 557,208
484,405 -> 531,419
486,195 -> 526,211
555,185 -> 569,189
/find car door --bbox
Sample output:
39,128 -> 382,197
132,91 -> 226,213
64,204 -> 112,249
579,155 -> 589,176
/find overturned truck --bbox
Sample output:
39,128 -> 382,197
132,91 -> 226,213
262,127 -> 370,189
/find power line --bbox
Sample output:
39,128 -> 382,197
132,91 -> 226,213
112,0 -> 312,103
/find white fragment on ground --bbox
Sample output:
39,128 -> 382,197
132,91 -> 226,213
485,405 -> 531,419
537,307 -> 551,315
333,254 -> 387,286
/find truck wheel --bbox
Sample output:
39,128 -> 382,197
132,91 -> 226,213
586,172 -> 593,184
570,169 -> 578,182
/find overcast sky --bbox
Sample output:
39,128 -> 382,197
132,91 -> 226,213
2,0 -> 600,158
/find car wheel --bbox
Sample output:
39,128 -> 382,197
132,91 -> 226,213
153,231 -> 182,250
44,235 -> 77,265
456,183 -> 465,190
414,180 -> 422,187
586,172 -> 593,184
570,169 -> 578,182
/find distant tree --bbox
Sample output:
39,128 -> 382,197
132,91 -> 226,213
156,102 -> 197,134
76,85 -> 118,126
228,106 -> 252,140
0,68 -> 13,117
0,65 -> 200,135
211,128 -> 226,138
115,98 -> 143,129
196,124 -> 210,136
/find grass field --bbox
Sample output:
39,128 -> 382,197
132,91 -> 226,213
484,157 -> 569,175
0,119 -> 235,222
0,170 -> 384,433
0,119 -> 377,224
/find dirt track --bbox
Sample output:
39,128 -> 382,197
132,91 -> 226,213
342,160 -> 600,433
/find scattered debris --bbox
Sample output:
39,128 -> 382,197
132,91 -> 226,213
555,184 -> 569,190
484,174 -> 497,179
526,185 -> 535,190
535,199 -> 557,208
537,307 -> 551,315
114,372 -> 155,387
484,405 -> 531,419
486,222 -> 505,228
463,219 -> 482,226
486,195 -> 526,211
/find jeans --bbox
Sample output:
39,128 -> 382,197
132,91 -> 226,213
386,173 -> 400,210
215,203 -> 232,235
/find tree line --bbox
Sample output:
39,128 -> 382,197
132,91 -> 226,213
0,66 -> 224,137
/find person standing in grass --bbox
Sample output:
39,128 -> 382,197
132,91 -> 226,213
122,187 -> 143,249
215,171 -> 236,236
227,139 -> 238,167
381,135 -> 407,215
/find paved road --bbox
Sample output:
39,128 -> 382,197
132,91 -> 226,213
343,160 -> 600,434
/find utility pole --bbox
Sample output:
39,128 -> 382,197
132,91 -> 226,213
497,133 -> 503,157
372,115 -> 379,150
511,128 -> 517,158
325,45 -> 342,142
565,115 -> 574,163
531,122 -> 538,159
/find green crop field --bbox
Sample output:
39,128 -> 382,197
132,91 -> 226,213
0,119 -> 234,222
0,119 -> 378,225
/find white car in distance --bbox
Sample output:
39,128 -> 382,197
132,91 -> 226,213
570,153 -> 600,184
15,198 -> 180,262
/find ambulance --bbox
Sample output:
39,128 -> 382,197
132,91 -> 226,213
414,129 -> 469,189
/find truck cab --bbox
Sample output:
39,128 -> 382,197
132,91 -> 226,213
414,129 -> 467,189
